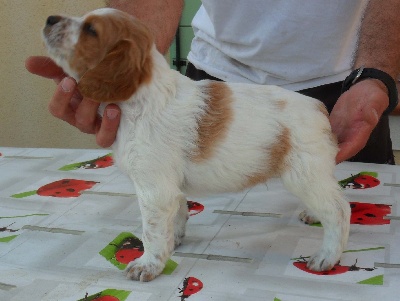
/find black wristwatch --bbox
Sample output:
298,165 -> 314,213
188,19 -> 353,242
341,66 -> 398,115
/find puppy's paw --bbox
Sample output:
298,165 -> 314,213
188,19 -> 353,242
299,210 -> 320,225
306,250 -> 339,272
125,254 -> 165,282
174,231 -> 185,249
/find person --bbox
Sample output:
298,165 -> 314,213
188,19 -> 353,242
25,0 -> 400,164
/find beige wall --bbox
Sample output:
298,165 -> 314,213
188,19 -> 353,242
0,0 -> 105,149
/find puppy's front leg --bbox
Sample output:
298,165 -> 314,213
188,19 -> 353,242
126,192 -> 180,282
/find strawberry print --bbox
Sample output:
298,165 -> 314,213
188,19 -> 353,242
11,179 -> 98,198
178,277 -> 203,300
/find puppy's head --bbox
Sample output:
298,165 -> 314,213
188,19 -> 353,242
42,8 -> 153,102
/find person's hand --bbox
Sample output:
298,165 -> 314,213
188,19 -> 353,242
25,56 -> 120,147
330,79 -> 389,163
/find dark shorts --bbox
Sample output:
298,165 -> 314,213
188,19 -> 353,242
186,62 -> 395,165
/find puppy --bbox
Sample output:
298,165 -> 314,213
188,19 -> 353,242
42,8 -> 350,282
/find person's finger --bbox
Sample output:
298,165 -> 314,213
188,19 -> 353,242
334,125 -> 371,163
95,104 -> 121,148
336,141 -> 363,164
25,56 -> 66,82
48,77 -> 79,126
27,55 -> 120,148
75,98 -> 101,134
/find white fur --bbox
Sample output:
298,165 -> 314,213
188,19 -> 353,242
42,15 -> 81,80
43,8 -> 351,282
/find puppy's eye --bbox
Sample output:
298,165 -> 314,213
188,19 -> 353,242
82,22 -> 97,37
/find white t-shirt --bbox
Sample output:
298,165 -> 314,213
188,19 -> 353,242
188,0 -> 368,91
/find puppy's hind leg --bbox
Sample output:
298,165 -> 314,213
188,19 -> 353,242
174,195 -> 189,248
282,164 -> 350,272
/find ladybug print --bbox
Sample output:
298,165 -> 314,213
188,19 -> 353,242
37,179 -> 98,197
112,237 -> 144,264
293,256 -> 375,276
59,153 -> 114,171
339,172 -> 380,190
293,261 -> 349,276
178,277 -> 203,300
0,222 -> 18,233
352,175 -> 380,189
91,296 -> 119,301
350,202 -> 391,225
83,292 -> 119,301
80,289 -> 131,301
11,179 -> 98,198
187,200 -> 204,216
83,154 -> 114,169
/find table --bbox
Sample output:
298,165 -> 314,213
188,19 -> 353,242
0,147 -> 399,301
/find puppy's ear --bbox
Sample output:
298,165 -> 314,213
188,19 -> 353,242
78,39 -> 152,102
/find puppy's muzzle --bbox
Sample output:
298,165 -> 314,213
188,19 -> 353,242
43,15 -> 63,36
46,15 -> 63,27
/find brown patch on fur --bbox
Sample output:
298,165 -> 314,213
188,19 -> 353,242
317,102 -> 338,148
71,10 -> 153,102
140,273 -> 156,282
275,100 -> 287,111
325,128 -> 339,149
317,102 -> 329,117
244,126 -> 291,187
192,82 -> 233,162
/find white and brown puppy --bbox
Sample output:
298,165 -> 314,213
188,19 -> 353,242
42,8 -> 350,282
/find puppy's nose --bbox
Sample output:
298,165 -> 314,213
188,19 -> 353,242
46,15 -> 62,26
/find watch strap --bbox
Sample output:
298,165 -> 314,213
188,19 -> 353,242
341,67 -> 398,115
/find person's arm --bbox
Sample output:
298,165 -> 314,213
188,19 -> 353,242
354,0 -> 400,80
106,0 -> 184,54
330,0 -> 400,163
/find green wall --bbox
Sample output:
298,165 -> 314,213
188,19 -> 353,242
169,0 -> 202,74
